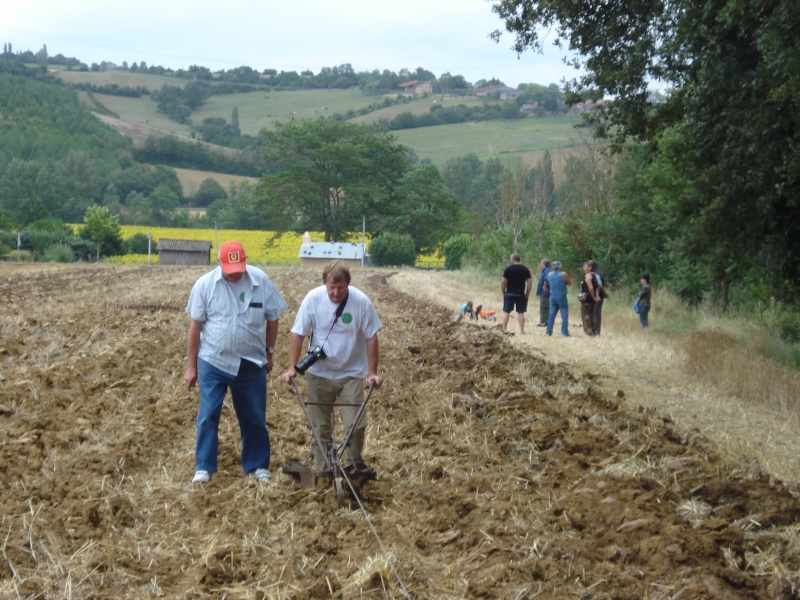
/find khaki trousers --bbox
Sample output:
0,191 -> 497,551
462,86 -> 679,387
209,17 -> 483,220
305,374 -> 367,472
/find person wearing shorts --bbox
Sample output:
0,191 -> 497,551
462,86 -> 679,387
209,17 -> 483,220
500,253 -> 532,334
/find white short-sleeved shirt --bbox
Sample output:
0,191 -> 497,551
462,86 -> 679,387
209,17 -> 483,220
290,285 -> 382,380
186,265 -> 288,375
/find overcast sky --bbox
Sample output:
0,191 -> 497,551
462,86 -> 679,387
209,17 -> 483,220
5,0 -> 575,87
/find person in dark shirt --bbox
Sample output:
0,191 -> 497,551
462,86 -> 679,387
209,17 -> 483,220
535,259 -> 551,327
637,273 -> 652,328
500,253 -> 532,334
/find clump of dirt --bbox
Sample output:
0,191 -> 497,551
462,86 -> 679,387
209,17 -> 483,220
1,264 -> 799,598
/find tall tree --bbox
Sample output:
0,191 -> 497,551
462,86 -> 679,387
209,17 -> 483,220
496,160 -> 532,252
491,0 -> 800,302
230,106 -> 241,137
378,164 -> 461,253
257,119 -> 409,241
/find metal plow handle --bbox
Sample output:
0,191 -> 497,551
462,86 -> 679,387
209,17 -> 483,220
338,381 -> 376,463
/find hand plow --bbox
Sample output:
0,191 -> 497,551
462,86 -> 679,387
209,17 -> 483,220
282,379 -> 377,508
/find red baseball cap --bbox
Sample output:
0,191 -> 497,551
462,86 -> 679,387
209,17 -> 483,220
218,241 -> 247,274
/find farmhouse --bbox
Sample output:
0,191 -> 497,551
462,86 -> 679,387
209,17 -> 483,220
157,238 -> 213,266
398,80 -> 433,95
298,232 -> 365,268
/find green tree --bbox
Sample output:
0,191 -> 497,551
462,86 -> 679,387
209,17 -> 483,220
147,184 -> 181,225
231,106 -> 241,137
194,178 -> 227,207
81,205 -> 122,260
124,232 -> 155,255
258,119 -> 409,241
379,164 -> 461,253
491,0 -> 800,303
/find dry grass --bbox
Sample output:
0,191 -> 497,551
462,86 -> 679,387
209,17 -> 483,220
389,268 -> 800,486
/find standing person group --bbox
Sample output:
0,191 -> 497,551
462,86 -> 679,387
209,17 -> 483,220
184,245 -> 383,485
500,253 -> 533,334
499,256 -> 654,335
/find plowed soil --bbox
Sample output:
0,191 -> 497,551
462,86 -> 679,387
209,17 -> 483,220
2,264 -> 799,599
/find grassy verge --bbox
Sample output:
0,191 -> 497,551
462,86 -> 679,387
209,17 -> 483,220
579,280 -> 800,420
446,263 -> 800,423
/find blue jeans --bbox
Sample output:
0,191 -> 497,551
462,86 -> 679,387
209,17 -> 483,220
639,308 -> 650,328
547,295 -> 570,336
196,358 -> 269,474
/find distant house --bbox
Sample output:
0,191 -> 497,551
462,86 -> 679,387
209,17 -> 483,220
157,238 -> 213,266
569,99 -> 608,114
474,85 -> 523,100
399,80 -> 433,95
298,232 -> 365,268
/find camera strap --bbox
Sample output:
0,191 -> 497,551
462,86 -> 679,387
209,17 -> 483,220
311,292 -> 349,350
333,292 -> 349,322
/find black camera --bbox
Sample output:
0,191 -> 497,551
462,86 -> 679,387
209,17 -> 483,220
295,345 -> 326,375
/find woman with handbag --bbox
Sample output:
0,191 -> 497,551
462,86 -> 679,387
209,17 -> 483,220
589,260 -> 607,335
579,262 -> 602,335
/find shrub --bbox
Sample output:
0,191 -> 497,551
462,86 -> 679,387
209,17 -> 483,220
442,234 -> 474,270
41,242 -> 76,263
124,233 -> 157,255
369,233 -> 416,267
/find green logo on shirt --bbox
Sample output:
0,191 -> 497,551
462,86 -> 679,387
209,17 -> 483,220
341,313 -> 353,324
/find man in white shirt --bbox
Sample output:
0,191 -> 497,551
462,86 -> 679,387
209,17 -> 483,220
184,241 -> 287,484
282,260 -> 383,477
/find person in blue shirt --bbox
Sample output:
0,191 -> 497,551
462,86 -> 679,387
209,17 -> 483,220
456,301 -> 476,322
535,259 -> 551,327
184,241 -> 288,484
546,261 -> 573,336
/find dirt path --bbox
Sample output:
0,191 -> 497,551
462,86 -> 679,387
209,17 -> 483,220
2,264 -> 799,598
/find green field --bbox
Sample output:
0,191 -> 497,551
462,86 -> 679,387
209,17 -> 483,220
393,116 -> 584,165
90,93 -> 195,137
193,88 -> 376,134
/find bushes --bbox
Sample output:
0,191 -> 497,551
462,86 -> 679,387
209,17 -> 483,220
369,233 -> 416,267
442,234 -> 474,270
124,233 -> 156,255
41,242 -> 76,263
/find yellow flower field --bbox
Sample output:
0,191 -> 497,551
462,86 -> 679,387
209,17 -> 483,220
70,225 -> 444,268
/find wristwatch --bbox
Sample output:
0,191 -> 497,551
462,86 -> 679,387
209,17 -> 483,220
266,346 -> 275,355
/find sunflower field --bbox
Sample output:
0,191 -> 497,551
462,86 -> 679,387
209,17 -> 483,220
71,226 -> 444,268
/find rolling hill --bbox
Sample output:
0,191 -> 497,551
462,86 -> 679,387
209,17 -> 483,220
58,70 -> 584,168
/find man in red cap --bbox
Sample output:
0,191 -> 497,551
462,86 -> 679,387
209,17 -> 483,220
184,241 -> 287,484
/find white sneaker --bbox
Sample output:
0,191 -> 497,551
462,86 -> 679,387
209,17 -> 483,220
250,468 -> 269,482
192,470 -> 210,484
